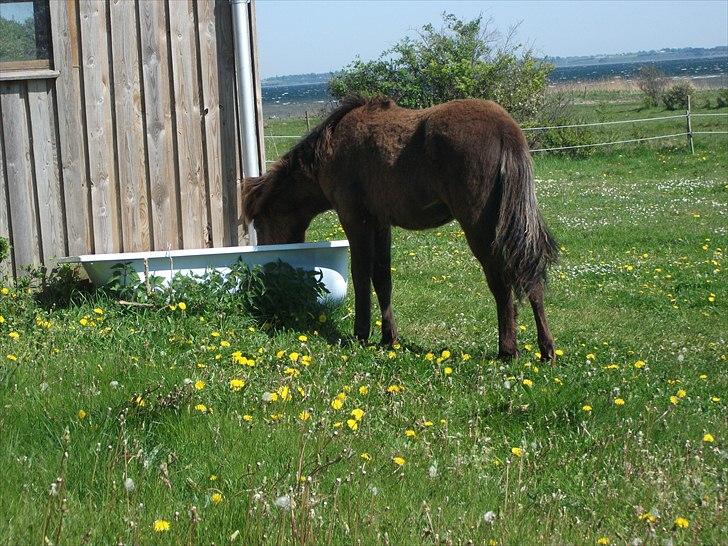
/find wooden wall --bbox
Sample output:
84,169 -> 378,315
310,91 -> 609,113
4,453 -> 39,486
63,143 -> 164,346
0,0 -> 263,278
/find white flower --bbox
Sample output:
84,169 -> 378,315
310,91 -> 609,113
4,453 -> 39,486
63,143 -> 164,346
124,477 -> 135,492
483,511 -> 496,524
369,486 -> 379,496
183,378 -> 193,386
274,495 -> 292,510
262,392 -> 275,402
49,482 -> 58,496
428,464 -> 438,478
110,380 -> 119,389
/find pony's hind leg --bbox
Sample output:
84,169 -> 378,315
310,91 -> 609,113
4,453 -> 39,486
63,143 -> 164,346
461,227 -> 519,359
372,225 -> 398,346
529,280 -> 555,363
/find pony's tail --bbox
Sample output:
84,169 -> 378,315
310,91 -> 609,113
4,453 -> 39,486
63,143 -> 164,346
493,141 -> 558,298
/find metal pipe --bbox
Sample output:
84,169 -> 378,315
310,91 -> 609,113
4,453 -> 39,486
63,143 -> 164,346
230,0 -> 258,245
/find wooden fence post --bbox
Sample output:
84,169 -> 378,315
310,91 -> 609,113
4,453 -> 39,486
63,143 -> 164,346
686,95 -> 694,154
305,110 -> 311,132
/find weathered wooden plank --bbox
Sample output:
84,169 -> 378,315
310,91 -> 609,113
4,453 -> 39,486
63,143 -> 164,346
168,0 -> 206,249
0,83 -> 40,272
214,0 -> 242,246
79,0 -> 120,253
138,0 -> 179,251
197,0 -> 224,247
0,100 -> 14,278
49,0 -> 90,256
27,79 -> 65,265
110,0 -> 150,252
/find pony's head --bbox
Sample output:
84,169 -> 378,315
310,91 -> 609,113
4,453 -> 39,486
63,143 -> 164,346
242,165 -> 328,245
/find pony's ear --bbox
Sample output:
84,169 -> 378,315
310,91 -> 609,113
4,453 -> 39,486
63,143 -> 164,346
241,176 -> 270,223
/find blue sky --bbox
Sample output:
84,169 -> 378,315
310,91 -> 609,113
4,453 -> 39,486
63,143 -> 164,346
256,0 -> 728,77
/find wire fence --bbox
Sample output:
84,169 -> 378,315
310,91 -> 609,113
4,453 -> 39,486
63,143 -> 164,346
264,105 -> 728,163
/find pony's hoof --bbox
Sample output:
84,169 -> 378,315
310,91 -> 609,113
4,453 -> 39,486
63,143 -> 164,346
539,346 -> 555,363
498,349 -> 520,360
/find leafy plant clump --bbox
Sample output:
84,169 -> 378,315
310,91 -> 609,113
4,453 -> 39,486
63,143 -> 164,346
105,260 -> 329,330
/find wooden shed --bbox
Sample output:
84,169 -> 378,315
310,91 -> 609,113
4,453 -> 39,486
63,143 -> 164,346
0,0 -> 264,279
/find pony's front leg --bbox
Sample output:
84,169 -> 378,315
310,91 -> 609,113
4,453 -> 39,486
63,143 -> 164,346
342,219 -> 375,343
372,225 -> 398,346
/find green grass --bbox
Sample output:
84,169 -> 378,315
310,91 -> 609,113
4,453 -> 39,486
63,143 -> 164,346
1,92 -> 726,545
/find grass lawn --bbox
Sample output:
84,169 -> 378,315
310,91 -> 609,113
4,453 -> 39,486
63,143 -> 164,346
1,93 -> 726,544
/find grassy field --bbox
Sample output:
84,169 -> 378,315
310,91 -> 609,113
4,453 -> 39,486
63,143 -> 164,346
1,92 -> 726,545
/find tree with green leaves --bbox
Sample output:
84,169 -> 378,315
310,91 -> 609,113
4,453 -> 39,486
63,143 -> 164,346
329,13 -> 552,122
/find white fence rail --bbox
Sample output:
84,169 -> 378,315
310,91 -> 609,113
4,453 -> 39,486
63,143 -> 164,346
264,106 -> 728,162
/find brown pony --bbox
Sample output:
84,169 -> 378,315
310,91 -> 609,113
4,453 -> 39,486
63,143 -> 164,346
243,97 -> 558,360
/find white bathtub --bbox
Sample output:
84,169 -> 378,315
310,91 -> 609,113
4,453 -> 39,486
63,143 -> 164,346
59,240 -> 350,304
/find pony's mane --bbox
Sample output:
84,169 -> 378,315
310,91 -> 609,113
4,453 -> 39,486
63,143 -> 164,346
243,96 -> 374,223
281,95 -> 369,173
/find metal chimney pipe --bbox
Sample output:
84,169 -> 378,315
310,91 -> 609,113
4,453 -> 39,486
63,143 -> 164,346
230,0 -> 258,245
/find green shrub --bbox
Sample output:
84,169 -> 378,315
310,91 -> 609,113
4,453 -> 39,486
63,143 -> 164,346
662,82 -> 694,111
716,89 -> 728,109
329,13 -> 552,122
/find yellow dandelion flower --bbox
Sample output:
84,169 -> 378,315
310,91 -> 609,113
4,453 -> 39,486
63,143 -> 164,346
134,396 -> 145,407
677,388 -> 686,398
301,355 -> 312,366
392,456 -> 406,466
711,396 -> 720,402
511,447 -> 523,458
614,398 -> 625,406
444,367 -> 453,376
586,353 -> 596,360
8,331 -> 20,339
425,352 -> 434,361
93,307 -> 104,315
195,403 -> 208,413
78,409 -> 87,420
703,433 -> 714,443
346,419 -> 358,431
424,420 -> 434,427
358,385 -> 369,395
178,302 -> 187,311
211,331 -> 220,337
462,353 -> 471,361
298,335 -> 308,342
597,538 -> 610,545
243,414 -> 253,422
582,404 -> 593,412
229,378 -> 245,391
6,354 -> 17,361
708,293 -> 715,303
331,398 -> 344,410
674,516 -> 689,529
289,352 -> 300,362
298,410 -> 311,421
351,408 -> 364,421
554,349 -> 564,357
360,452 -> 372,461
277,385 -> 291,401
522,378 -> 533,388
670,395 -> 679,405
405,429 -> 416,438
441,349 -> 451,359
211,492 -> 223,505
387,384 -> 402,394
209,474 -> 218,481
634,360 -> 646,369
0,287 -> 8,295
519,324 -> 527,332
194,380 -> 205,391
153,519 -> 170,532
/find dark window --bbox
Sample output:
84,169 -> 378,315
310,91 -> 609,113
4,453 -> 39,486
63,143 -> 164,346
0,0 -> 52,69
